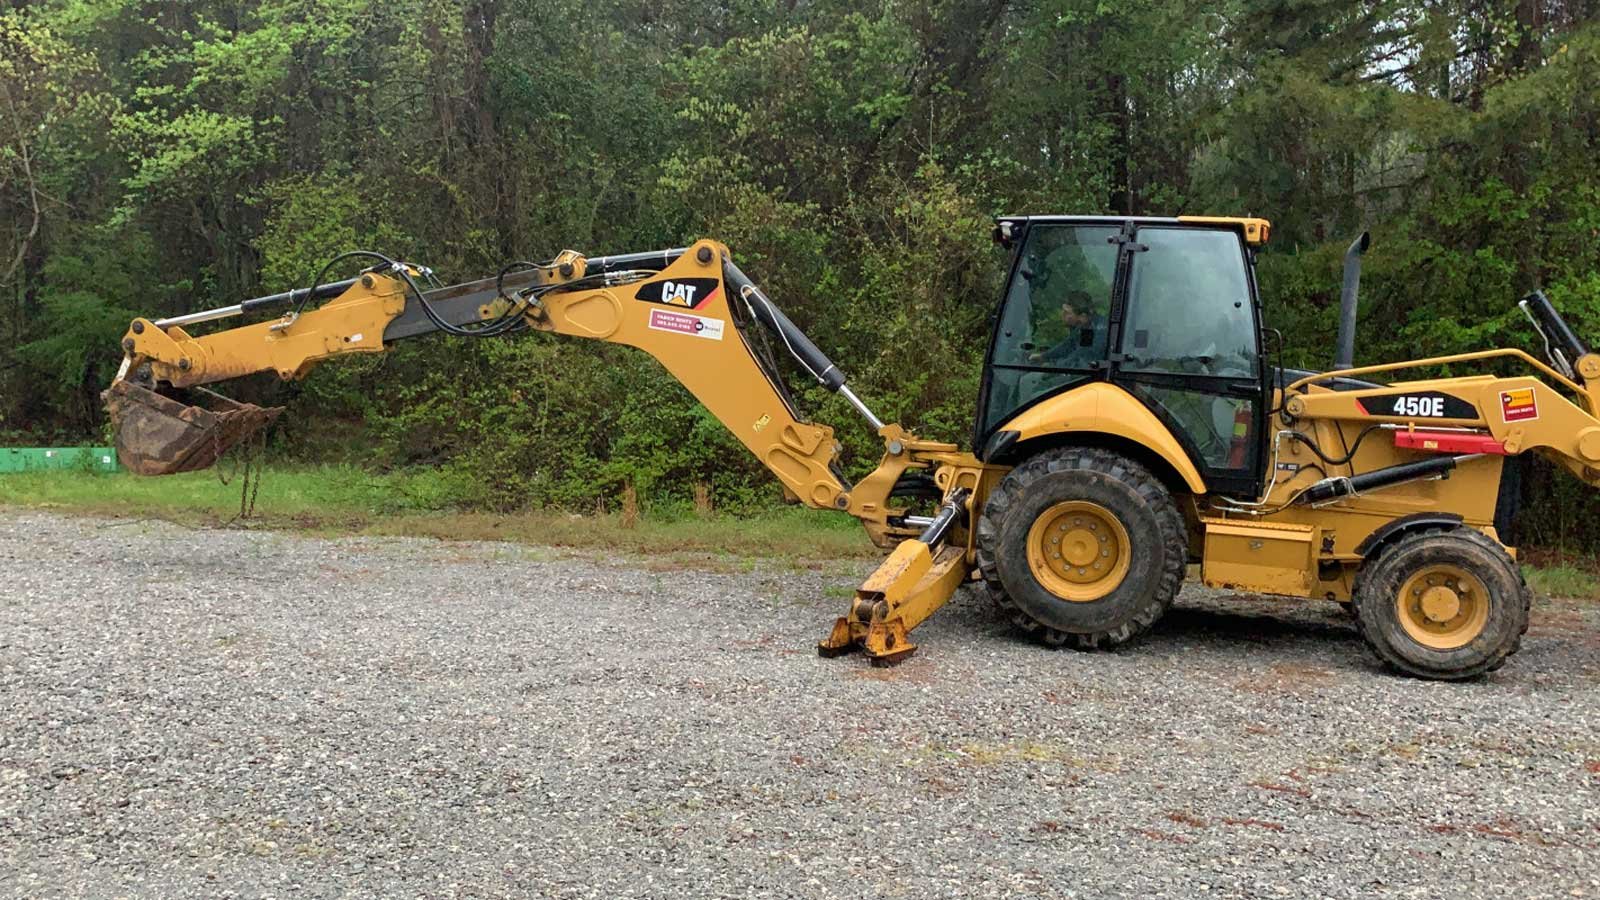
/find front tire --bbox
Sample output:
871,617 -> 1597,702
1352,528 -> 1530,680
975,447 -> 1187,649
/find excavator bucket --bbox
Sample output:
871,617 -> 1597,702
103,380 -> 282,476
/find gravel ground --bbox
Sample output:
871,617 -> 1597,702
1,510 -> 1597,899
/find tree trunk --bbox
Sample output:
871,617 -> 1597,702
1509,0 -> 1543,74
1105,71 -> 1132,215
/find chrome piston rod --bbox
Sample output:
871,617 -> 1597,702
838,384 -> 885,433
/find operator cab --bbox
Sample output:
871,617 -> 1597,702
977,215 -> 1271,496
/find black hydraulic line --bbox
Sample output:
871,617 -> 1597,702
582,247 -> 688,276
381,248 -> 736,344
177,248 -> 685,346
1289,424 -> 1382,467
1295,453 -> 1475,506
300,250 -> 525,340
382,268 -> 544,342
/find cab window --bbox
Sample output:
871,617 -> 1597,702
1120,228 -> 1257,378
991,225 -> 1119,370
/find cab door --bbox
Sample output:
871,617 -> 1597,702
1110,225 -> 1265,496
975,222 -> 1121,441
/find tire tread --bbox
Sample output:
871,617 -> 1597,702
975,447 -> 1186,649
1351,526 -> 1530,680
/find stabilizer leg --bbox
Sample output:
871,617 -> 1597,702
816,489 -> 972,666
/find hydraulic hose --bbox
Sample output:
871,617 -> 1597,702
722,258 -> 885,431
722,260 -> 846,391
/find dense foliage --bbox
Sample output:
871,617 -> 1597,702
3,0 -> 1599,545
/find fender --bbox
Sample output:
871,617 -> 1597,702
1354,512 -> 1465,559
995,382 -> 1208,494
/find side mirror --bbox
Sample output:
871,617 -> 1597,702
993,218 -> 1024,249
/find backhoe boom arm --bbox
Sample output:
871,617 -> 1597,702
112,240 -> 920,513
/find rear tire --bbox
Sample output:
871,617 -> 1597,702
1351,528 -> 1530,680
975,447 -> 1187,649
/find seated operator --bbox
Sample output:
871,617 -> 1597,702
1029,289 -> 1108,368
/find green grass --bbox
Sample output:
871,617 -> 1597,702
7,467 -> 1598,596
0,464 -> 394,517
1523,564 -> 1600,601
0,466 -> 877,561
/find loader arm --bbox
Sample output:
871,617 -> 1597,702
1281,347 -> 1600,489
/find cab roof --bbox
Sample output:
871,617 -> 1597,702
994,215 -> 1272,248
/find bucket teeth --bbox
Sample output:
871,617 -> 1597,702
102,380 -> 282,476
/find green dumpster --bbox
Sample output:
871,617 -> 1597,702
0,447 -> 120,473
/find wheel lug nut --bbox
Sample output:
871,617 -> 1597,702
1077,568 -> 1086,575
1101,550 -> 1109,557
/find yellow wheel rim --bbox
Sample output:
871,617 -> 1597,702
1025,500 -> 1131,602
1395,564 -> 1490,650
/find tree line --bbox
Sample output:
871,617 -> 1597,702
3,0 -> 1599,547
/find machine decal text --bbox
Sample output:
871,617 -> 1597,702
1500,388 -> 1539,422
1355,391 -> 1476,420
635,278 -> 719,309
648,308 -> 725,340
1392,396 -> 1445,417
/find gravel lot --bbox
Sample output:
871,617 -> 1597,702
2,510 -> 1598,898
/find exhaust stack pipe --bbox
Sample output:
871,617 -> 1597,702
1334,231 -> 1370,371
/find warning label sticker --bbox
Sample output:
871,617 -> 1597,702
648,308 -> 724,341
1500,388 -> 1538,423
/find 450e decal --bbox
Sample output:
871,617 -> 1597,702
1355,391 -> 1477,420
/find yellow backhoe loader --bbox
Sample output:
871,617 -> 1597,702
105,218 -> 1600,679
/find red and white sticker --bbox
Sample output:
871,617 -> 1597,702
1500,388 -> 1538,423
648,308 -> 724,340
